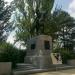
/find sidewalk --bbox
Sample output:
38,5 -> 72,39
13,65 -> 75,75
30,69 -> 75,75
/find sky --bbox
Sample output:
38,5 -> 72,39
54,0 -> 75,18
6,0 -> 75,46
5,0 -> 13,3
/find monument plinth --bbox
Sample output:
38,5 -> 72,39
25,35 -> 62,69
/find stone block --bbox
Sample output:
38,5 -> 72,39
0,62 -> 12,75
67,59 -> 75,65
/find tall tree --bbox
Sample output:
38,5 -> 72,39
13,0 -> 75,50
52,9 -> 75,50
14,0 -> 54,42
0,0 -> 12,42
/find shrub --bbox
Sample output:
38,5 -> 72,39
0,42 -> 26,68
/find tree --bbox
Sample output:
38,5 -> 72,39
0,0 -> 12,42
13,0 -> 75,50
54,10 -> 75,50
48,9 -> 75,50
13,0 -> 54,42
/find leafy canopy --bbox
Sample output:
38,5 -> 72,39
0,0 -> 13,41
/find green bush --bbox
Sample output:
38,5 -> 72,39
53,48 -> 75,64
0,42 -> 26,68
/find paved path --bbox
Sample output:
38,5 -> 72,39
30,69 -> 75,75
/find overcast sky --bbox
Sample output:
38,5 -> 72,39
54,0 -> 75,18
5,0 -> 13,3
6,0 -> 75,45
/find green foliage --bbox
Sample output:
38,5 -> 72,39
13,0 -> 75,51
13,0 -> 54,42
53,48 -> 75,64
0,42 -> 26,68
18,50 -> 26,63
0,0 -> 13,41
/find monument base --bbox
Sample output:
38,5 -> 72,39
25,53 -> 62,69
24,35 -> 62,69
25,55 -> 52,69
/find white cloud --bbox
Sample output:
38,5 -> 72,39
68,0 -> 75,18
5,0 -> 13,3
7,31 -> 16,44
4,0 -> 13,5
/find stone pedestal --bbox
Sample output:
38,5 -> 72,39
24,35 -> 62,68
25,35 -> 52,68
67,59 -> 75,65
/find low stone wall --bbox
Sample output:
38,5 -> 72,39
0,62 -> 12,75
67,59 -> 75,65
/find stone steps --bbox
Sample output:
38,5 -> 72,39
13,65 -> 75,75
15,63 -> 37,71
